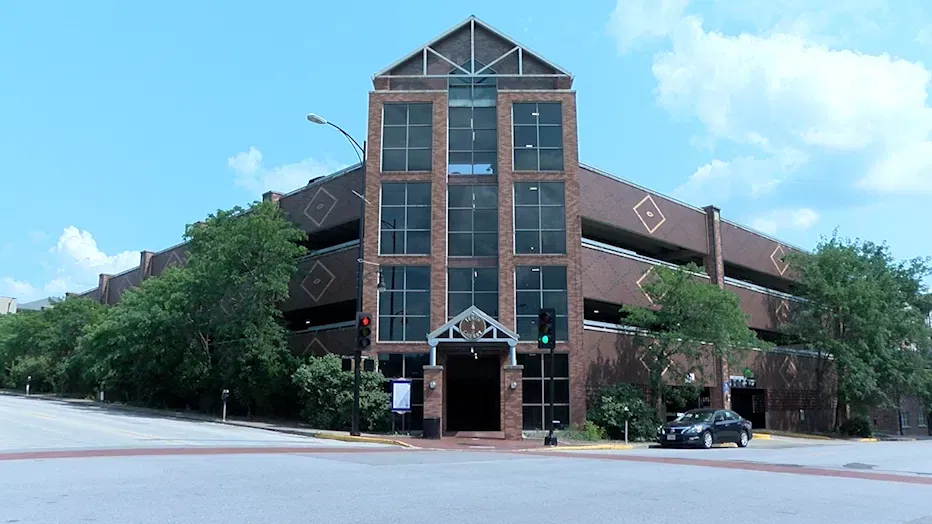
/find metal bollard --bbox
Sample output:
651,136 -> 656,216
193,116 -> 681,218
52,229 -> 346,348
26,375 -> 31,396
221,389 -> 230,422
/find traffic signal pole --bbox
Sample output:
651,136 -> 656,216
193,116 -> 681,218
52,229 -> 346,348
538,308 -> 557,446
354,312 -> 373,437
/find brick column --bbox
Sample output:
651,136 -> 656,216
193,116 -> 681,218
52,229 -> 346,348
503,365 -> 524,440
423,365 -> 443,439
262,191 -> 282,204
703,205 -> 730,410
98,274 -> 111,305
139,251 -> 155,280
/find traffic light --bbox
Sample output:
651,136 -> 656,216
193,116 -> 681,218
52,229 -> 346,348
356,311 -> 373,350
538,308 -> 556,349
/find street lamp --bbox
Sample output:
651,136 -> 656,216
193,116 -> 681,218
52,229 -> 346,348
307,112 -> 368,436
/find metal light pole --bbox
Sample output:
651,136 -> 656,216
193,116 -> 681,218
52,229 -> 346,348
548,345 -> 556,445
307,113 -> 367,436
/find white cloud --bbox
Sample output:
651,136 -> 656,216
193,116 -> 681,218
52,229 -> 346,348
2,278 -> 38,300
610,1 -> 932,197
227,146 -> 262,175
227,146 -> 343,194
2,226 -> 139,300
673,154 -> 805,206
750,208 -> 820,235
52,226 -> 138,276
607,0 -> 689,52
859,140 -> 932,194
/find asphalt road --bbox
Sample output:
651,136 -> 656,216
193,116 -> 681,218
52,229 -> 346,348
0,394 -> 382,451
2,395 -> 932,524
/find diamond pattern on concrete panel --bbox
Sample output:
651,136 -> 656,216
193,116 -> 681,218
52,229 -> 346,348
778,356 -> 798,388
582,249 -> 646,307
636,266 -> 664,304
775,299 -> 790,324
166,251 -> 184,268
632,194 -> 667,235
771,244 -> 789,275
303,187 -> 339,228
638,353 -> 670,377
300,261 -> 336,302
304,337 -> 329,355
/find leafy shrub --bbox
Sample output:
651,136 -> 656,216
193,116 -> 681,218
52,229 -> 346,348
292,355 -> 390,432
588,384 -> 660,442
7,355 -> 55,393
562,421 -> 607,441
839,415 -> 872,437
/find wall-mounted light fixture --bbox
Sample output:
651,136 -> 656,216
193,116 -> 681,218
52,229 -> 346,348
428,380 -> 437,390
509,381 -> 518,390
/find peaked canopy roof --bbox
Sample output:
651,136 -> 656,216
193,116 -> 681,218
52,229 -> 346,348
427,305 -> 520,345
374,15 -> 573,80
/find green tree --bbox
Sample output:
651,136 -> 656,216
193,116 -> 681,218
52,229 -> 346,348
292,355 -> 390,432
621,263 -> 763,417
785,232 -> 931,429
0,297 -> 105,393
80,199 -> 307,415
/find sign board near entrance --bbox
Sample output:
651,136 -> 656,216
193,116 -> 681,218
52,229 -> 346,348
391,379 -> 412,413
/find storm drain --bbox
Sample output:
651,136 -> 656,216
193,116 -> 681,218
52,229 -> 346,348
842,462 -> 876,470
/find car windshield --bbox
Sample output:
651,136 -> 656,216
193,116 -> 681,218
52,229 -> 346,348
676,410 -> 715,423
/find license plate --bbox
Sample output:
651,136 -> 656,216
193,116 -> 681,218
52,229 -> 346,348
666,435 -> 676,441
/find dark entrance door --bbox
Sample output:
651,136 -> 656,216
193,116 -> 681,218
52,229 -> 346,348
446,354 -> 501,431
732,388 -> 767,429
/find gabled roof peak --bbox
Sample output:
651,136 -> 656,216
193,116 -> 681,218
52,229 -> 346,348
374,15 -> 572,80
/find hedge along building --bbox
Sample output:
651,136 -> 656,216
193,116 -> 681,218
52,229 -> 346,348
78,16 -> 836,438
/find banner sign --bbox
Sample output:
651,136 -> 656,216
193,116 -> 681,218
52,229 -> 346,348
390,379 -> 412,413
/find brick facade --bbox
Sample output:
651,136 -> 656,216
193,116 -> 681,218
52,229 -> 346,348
75,16 -> 847,440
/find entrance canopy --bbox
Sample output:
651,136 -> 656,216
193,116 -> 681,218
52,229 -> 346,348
426,306 -> 520,365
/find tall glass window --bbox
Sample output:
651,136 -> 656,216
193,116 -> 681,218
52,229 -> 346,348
448,268 -> 499,320
448,185 -> 498,257
518,353 -> 570,430
382,103 -> 432,172
378,266 -> 430,342
513,102 -> 563,171
380,182 -> 431,255
514,182 -> 566,254
515,265 -> 569,342
448,61 -> 497,175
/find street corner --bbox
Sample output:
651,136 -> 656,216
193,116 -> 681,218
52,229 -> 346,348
306,431 -> 417,448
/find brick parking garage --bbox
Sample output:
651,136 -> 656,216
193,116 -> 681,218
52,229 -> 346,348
77,16 -> 841,438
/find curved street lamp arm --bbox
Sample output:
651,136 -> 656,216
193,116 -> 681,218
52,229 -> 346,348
327,122 -> 365,163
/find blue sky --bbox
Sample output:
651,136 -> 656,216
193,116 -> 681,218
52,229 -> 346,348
1,0 -> 930,301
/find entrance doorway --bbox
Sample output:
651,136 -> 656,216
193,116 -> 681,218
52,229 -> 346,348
446,354 -> 501,432
732,388 -> 767,429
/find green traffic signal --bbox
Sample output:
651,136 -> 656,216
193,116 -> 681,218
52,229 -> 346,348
540,335 -> 550,344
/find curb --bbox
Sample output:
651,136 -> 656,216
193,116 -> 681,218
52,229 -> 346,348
304,432 -> 416,448
755,431 -> 832,440
858,437 -> 879,442
522,443 -> 635,451
752,433 -> 772,440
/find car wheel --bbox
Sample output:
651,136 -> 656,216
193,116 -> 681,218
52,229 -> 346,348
737,430 -> 749,448
701,431 -> 713,449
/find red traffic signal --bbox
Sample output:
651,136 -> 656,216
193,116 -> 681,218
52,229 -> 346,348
356,311 -> 373,349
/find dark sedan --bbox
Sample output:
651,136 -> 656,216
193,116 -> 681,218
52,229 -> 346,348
657,409 -> 753,449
